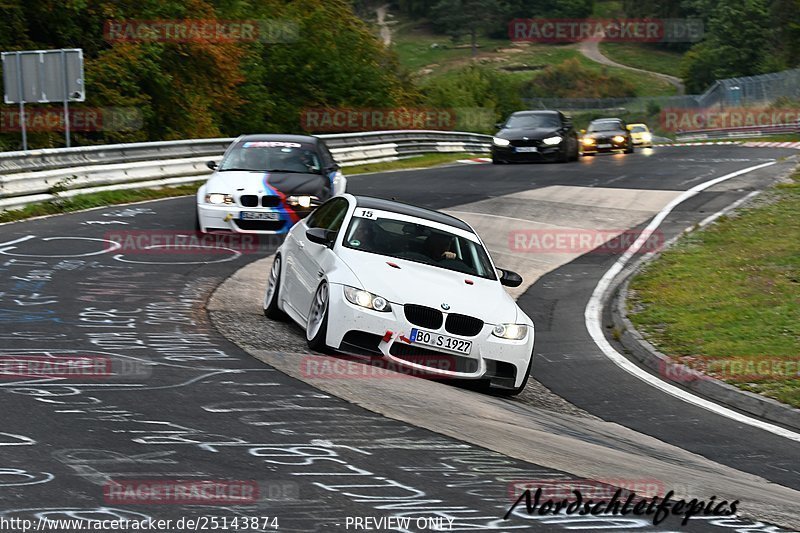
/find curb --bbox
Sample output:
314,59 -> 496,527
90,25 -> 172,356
606,177 -> 800,432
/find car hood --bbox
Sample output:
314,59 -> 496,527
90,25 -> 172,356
206,170 -> 328,195
336,247 -> 522,325
495,127 -> 560,140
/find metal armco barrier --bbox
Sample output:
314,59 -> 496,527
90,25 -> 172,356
0,131 -> 492,212
676,122 -> 800,141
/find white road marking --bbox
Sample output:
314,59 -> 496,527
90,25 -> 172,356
585,160 -> 800,442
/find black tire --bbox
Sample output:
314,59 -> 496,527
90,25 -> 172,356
556,147 -> 569,163
624,142 -> 634,154
263,255 -> 288,320
194,211 -> 203,233
491,155 -> 503,164
492,354 -> 533,396
306,282 -> 331,352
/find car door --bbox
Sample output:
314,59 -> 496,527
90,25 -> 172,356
283,199 -> 339,316
294,197 -> 349,319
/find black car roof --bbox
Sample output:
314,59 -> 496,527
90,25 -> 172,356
353,196 -> 473,232
512,110 -> 559,115
237,134 -> 320,145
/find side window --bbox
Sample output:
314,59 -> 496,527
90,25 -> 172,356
306,198 -> 348,231
319,142 -> 337,169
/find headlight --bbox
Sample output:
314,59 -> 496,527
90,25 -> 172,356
613,135 -> 626,143
206,193 -> 234,205
343,286 -> 391,312
542,136 -> 562,145
492,323 -> 528,340
642,132 -> 652,142
582,137 -> 596,145
492,137 -> 510,147
286,195 -> 319,208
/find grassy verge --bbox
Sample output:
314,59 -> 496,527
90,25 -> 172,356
345,152 -> 481,174
598,42 -> 684,78
628,169 -> 800,408
392,22 -> 677,97
0,153 -> 480,225
685,134 -> 800,143
0,182 -> 204,224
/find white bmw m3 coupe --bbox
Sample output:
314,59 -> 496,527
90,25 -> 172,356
263,194 -> 535,395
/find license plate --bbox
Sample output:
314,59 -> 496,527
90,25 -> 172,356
598,144 -> 612,148
409,328 -> 472,355
240,211 -> 279,221
515,146 -> 537,153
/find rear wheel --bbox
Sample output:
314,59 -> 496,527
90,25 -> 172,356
306,282 -> 331,352
263,255 -> 287,320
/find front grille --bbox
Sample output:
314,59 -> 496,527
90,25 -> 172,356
389,343 -> 479,374
510,138 -> 541,147
240,195 -> 259,207
233,220 -> 286,232
261,196 -> 281,208
404,304 -> 443,329
445,313 -> 484,337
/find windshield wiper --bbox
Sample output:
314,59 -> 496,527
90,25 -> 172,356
218,168 -> 262,172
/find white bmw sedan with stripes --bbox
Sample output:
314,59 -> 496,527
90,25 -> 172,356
263,194 -> 535,395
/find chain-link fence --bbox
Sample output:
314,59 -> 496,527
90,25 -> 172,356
523,68 -> 800,111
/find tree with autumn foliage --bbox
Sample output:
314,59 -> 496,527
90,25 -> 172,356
0,0 -> 417,149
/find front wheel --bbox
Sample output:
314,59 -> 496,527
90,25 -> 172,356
263,255 -> 287,320
306,282 -> 330,352
624,144 -> 634,154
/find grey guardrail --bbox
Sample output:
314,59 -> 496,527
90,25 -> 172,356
676,122 -> 799,141
0,130 -> 491,212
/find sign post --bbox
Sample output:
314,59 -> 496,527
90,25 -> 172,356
2,48 -> 85,150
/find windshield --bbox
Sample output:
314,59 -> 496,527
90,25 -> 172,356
630,125 -> 648,133
505,114 -> 560,129
219,141 -> 322,173
588,121 -> 623,132
342,215 -> 497,280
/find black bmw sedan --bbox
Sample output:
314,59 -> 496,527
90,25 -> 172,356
491,110 -> 580,164
580,118 -> 634,155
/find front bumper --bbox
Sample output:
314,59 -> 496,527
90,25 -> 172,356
491,144 -> 562,162
581,138 -> 630,153
197,203 -> 312,234
325,285 -> 534,389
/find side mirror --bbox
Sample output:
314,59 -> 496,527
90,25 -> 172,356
326,163 -> 341,173
498,268 -> 523,287
495,122 -> 504,129
206,160 -> 218,170
306,227 -> 335,247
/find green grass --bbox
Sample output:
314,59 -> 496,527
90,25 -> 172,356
599,42 -> 684,78
346,152 -> 480,174
593,0 -> 624,18
0,182 -> 205,224
689,134 -> 800,143
628,170 -> 800,408
0,153 -> 480,224
392,22 -> 677,97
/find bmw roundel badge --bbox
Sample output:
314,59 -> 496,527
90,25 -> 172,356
441,303 -> 450,310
